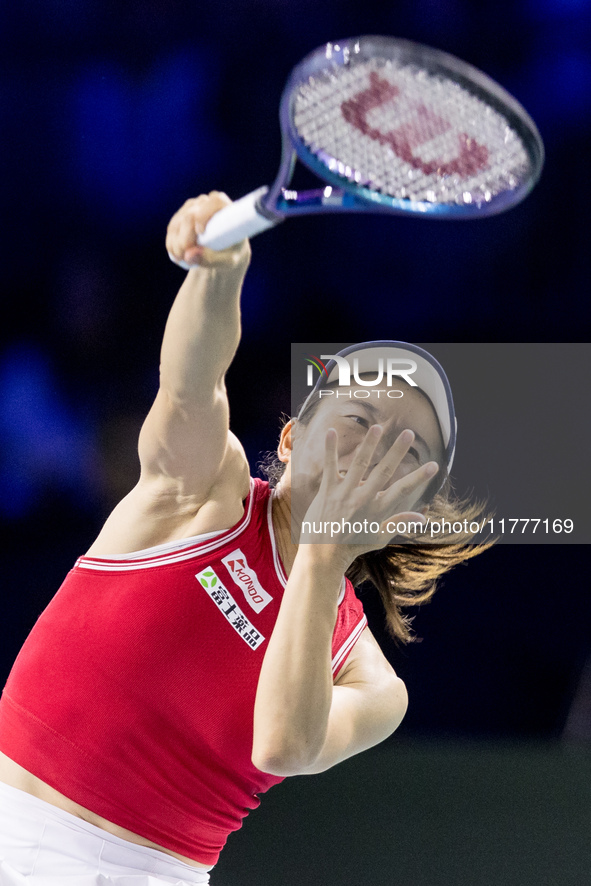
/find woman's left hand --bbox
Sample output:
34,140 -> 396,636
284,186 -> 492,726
299,425 -> 438,567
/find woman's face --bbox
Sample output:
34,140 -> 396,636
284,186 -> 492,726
287,382 -> 445,506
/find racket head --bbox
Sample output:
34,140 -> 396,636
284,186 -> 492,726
278,36 -> 544,219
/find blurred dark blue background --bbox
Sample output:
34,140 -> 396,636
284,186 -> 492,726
1,0 -> 590,742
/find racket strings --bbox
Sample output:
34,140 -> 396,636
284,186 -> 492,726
293,57 -> 531,206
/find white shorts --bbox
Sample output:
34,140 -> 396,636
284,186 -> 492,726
0,782 -> 211,885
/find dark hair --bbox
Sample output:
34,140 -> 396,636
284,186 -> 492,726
258,392 -> 494,644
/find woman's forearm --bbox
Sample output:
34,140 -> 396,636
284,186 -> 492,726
159,248 -> 250,404
252,545 -> 347,776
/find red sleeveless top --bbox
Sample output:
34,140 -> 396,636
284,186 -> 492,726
0,479 -> 367,865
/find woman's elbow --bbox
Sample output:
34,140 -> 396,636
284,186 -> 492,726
389,676 -> 409,733
251,737 -> 322,777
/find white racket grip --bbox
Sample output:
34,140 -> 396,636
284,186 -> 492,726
198,186 -> 277,251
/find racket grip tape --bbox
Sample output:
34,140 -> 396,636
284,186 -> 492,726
198,186 -> 278,251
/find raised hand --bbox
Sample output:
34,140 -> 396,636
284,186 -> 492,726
166,191 -> 251,270
299,424 -> 438,565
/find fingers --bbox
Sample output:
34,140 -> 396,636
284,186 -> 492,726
318,424 -> 439,519
345,426 -> 435,496
321,428 -> 339,489
342,425 -> 384,490
347,425 -> 439,511
167,191 -> 245,268
380,459 -> 439,515
361,428 -> 415,496
305,426 -> 440,553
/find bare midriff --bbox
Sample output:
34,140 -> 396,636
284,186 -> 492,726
0,751 -> 211,870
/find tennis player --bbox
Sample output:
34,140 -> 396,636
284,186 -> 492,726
0,192 -> 487,885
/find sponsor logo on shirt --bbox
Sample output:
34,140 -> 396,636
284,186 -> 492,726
196,567 -> 265,650
221,548 -> 273,613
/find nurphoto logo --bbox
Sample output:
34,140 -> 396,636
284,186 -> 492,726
306,354 -> 419,387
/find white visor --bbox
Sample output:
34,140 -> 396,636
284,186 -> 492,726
297,340 -> 457,472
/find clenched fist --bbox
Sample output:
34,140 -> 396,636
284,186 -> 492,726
166,192 -> 251,270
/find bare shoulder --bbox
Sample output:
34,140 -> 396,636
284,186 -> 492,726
85,431 -> 250,557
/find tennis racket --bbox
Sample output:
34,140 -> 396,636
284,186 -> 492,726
189,36 -> 545,254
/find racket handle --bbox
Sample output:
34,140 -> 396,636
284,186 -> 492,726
198,186 -> 278,250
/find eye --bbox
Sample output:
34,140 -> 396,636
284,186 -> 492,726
346,414 -> 370,428
406,447 -> 421,462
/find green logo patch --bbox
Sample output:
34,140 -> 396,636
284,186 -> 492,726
199,570 -> 218,589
